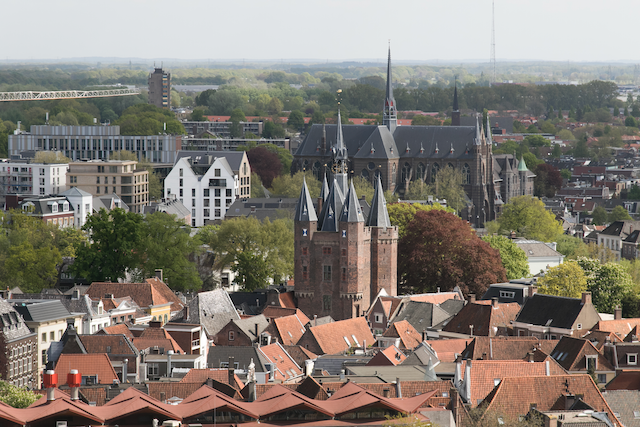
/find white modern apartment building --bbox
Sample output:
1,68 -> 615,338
0,159 -> 67,205
8,125 -> 181,164
164,156 -> 238,227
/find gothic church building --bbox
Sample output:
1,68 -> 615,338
293,49 -> 535,227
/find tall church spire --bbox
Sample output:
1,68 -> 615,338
294,177 -> 318,222
451,79 -> 461,126
383,45 -> 397,134
331,108 -> 349,196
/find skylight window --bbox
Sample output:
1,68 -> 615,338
343,336 -> 351,346
351,335 -> 360,347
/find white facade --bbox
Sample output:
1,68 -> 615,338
60,187 -> 93,228
0,160 -> 68,199
598,234 -> 623,260
164,156 -> 238,227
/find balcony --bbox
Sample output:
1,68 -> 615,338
209,179 -> 226,187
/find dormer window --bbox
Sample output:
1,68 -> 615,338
51,203 -> 58,213
63,201 -> 69,212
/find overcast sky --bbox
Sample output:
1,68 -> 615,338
3,0 -> 636,63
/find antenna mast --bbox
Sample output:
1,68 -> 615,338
491,0 -> 496,85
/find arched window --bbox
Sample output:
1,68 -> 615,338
431,163 -> 440,183
312,161 -> 322,180
302,160 -> 309,171
361,169 -> 370,179
401,162 -> 412,183
416,163 -> 425,181
462,163 -> 471,184
448,163 -> 454,169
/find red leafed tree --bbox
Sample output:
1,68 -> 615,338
246,146 -> 282,188
534,163 -> 563,198
398,209 -> 507,296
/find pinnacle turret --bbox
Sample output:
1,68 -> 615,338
318,179 -> 344,232
339,181 -> 365,223
320,174 -> 330,202
294,177 -> 318,222
383,46 -> 397,134
367,174 -> 392,227
474,117 -> 482,145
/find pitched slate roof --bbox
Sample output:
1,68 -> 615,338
207,346 -> 269,372
87,278 -> 184,313
602,390 -> 640,427
480,375 -> 621,425
79,334 -> 138,357
304,317 -> 375,355
228,314 -> 270,342
549,336 -> 615,372
339,181 -> 365,222
367,174 -> 391,227
55,353 -> 118,385
13,300 -> 72,323
515,293 -> 588,329
282,345 -> 319,369
391,301 -> 453,332
382,320 -> 422,350
294,177 -> 318,222
0,299 -> 34,341
443,301 -> 521,336
173,288 -> 240,337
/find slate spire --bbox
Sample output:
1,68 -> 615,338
474,116 -> 482,145
451,78 -> 461,126
320,173 -> 330,202
294,176 -> 318,222
331,108 -> 349,196
340,180 -> 364,223
367,174 -> 392,227
518,155 -> 529,172
318,179 -> 344,232
485,115 -> 493,145
383,45 -> 397,134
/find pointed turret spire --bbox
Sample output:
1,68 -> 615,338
451,78 -> 461,126
367,174 -> 391,227
340,181 -> 364,223
517,155 -> 529,172
331,108 -> 349,196
474,116 -> 482,145
294,177 -> 318,222
383,45 -> 398,134
318,179 -> 344,232
320,174 -> 330,202
485,115 -> 493,145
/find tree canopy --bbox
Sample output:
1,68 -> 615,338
576,257 -> 634,313
498,196 -> 563,242
482,235 -> 530,280
537,261 -> 587,298
113,104 -> 185,135
246,146 -> 282,188
398,209 -> 507,296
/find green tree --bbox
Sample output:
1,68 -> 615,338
628,185 -> 640,200
498,196 -> 563,242
268,97 -> 284,115
287,110 -> 305,130
556,129 -> 575,141
387,202 -> 454,239
551,144 -> 562,158
411,115 -> 440,126
190,108 -> 207,121
270,172 -> 321,198
72,208 -> 143,282
432,166 -> 466,213
576,257 -> 634,313
229,108 -> 246,138
33,151 -> 70,164
352,176 -> 375,203
262,120 -> 286,138
523,134 -> 550,147
555,234 -> 587,258
250,172 -> 265,198
591,206 -> 608,225
404,180 -> 433,200
574,137 -> 590,157
560,169 -> 571,179
114,104 -> 185,135
625,116 -> 637,127
537,261 -> 588,298
133,213 -> 202,291
0,381 -> 39,408
4,241 -> 60,293
482,235 -> 530,280
608,205 -> 632,222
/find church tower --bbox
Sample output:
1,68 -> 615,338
451,81 -> 461,126
383,47 -> 397,134
368,175 -> 398,300
330,109 -> 349,196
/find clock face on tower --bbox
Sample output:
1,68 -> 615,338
332,161 -> 343,174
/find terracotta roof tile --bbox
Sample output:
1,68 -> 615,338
382,320 -> 422,350
367,345 -> 406,366
592,318 -> 640,337
262,306 -> 298,320
405,292 -> 461,305
279,292 -> 296,309
581,330 -> 623,350
307,317 -> 375,355
87,279 -> 184,312
132,325 -> 184,353
258,343 -> 303,382
98,323 -> 134,339
481,375 -> 621,425
549,336 -> 614,372
283,345 -> 319,368
55,353 -> 118,385
605,370 -> 640,390
79,334 -> 137,356
179,368 -> 243,390
79,387 -> 107,406
459,359 -> 567,406
443,301 -> 521,336
425,339 -> 472,363
272,313 -> 309,345
462,336 -> 558,361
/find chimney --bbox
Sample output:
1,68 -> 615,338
450,387 -> 460,426
528,352 -> 534,363
155,269 -> 163,281
565,393 -> 576,410
184,305 -> 189,321
228,357 -> 235,385
468,294 -> 476,303
581,292 -> 592,305
482,352 -> 487,360
254,323 -> 259,341
160,392 -> 166,403
68,369 -> 81,400
123,359 -> 128,383
546,414 -> 558,427
383,388 -> 390,398
491,297 -> 499,307
615,306 -> 622,320
395,378 -> 402,398
314,315 -> 317,326
464,359 -> 472,403
43,370 -> 58,401
248,381 -> 256,402
167,350 -> 173,377
510,230 -> 516,239
454,355 -> 462,388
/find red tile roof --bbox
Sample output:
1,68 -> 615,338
481,375 -> 621,425
132,324 -> 184,353
179,368 -> 243,390
307,317 -> 375,355
382,320 -> 422,350
592,318 -> 640,337
258,343 -> 303,382
271,312 -> 309,345
87,278 -> 184,312
79,387 -> 107,406
367,345 -> 406,366
261,306 -> 299,320
549,336 -> 614,372
279,292 -> 296,309
605,370 -> 640,390
426,339 -> 472,363
55,353 -> 118,385
406,292 -> 461,305
98,323 -> 134,339
460,359 -> 567,406
462,336 -> 558,361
